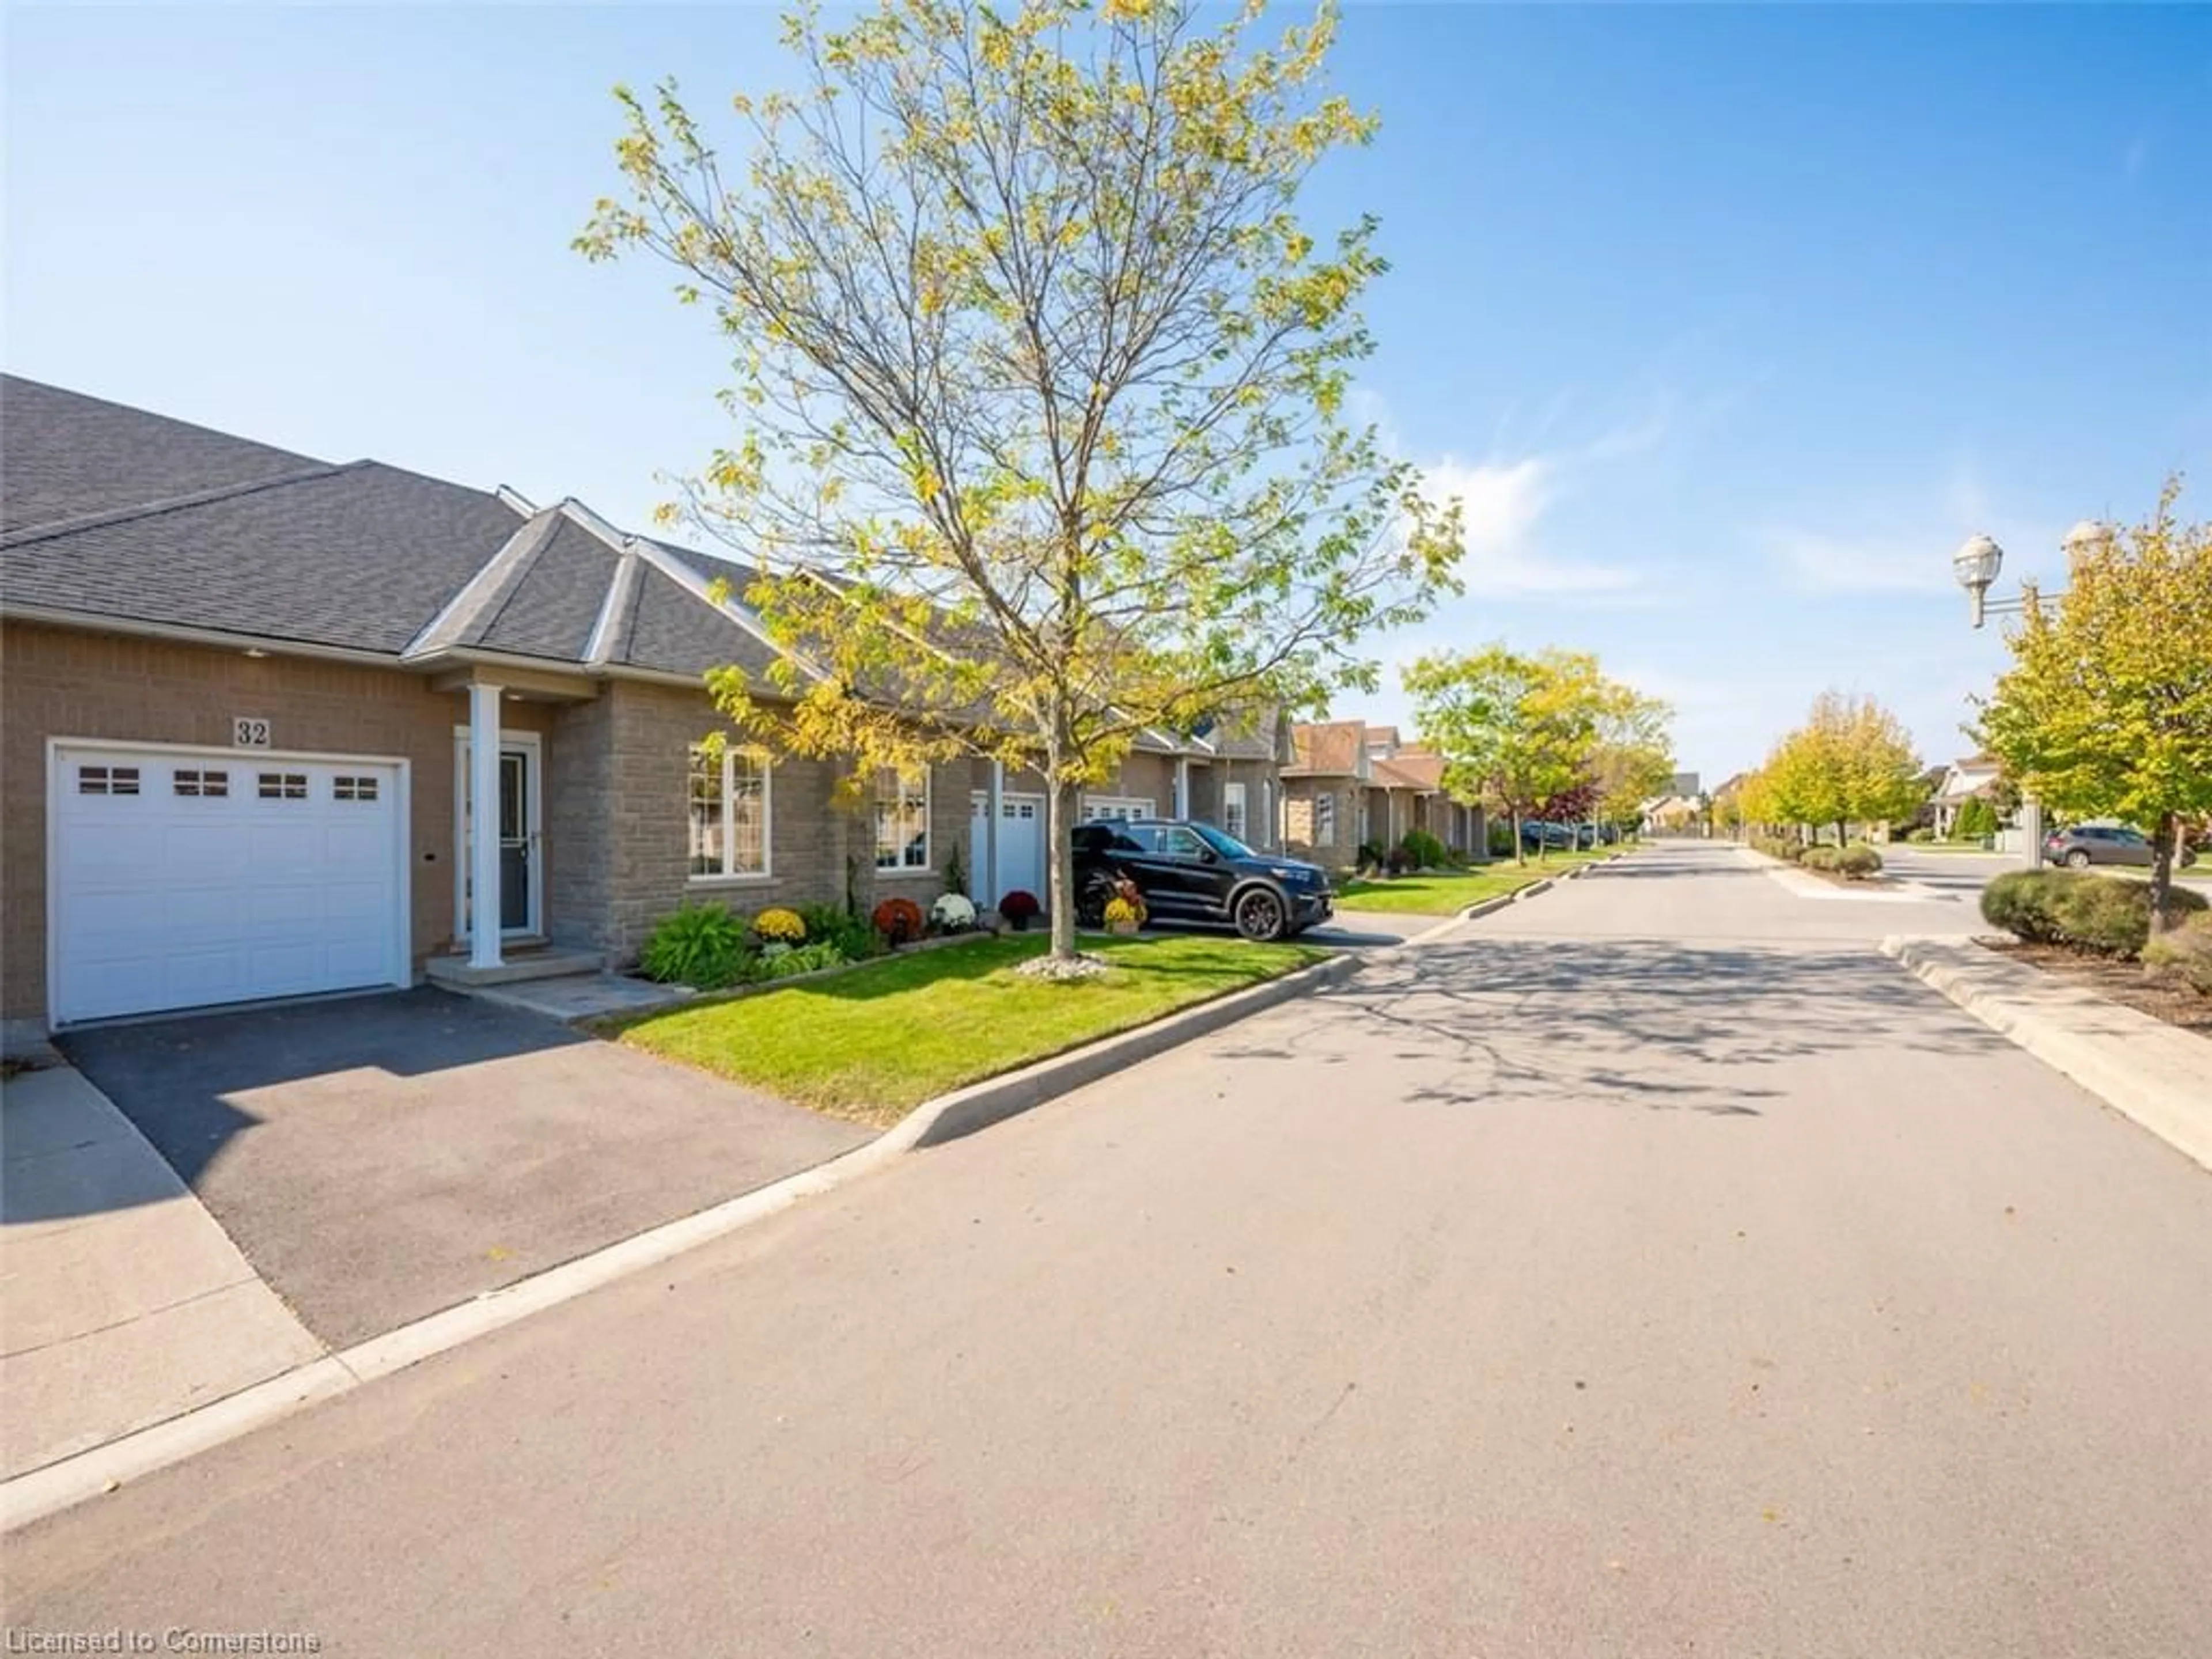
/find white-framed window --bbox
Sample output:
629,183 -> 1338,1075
1084,796 -> 1156,823
875,767 -> 930,873
1222,782 -> 1248,841
332,774 -> 380,802
1314,793 -> 1336,846
689,745 -> 771,880
258,772 -> 308,801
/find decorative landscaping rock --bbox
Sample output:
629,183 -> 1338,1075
1013,952 -> 1113,983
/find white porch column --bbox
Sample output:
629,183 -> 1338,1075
468,681 -> 505,969
1175,756 -> 1191,820
987,760 -> 1005,908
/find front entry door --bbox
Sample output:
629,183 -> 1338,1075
456,735 -> 539,938
498,751 -> 531,930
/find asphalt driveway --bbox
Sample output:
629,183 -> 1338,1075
58,989 -> 871,1347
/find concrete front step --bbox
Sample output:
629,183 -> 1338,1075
423,947 -> 605,988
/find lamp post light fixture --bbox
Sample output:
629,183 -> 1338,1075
1952,533 -> 2005,629
1949,520 -> 2111,866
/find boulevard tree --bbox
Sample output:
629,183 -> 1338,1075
579,0 -> 1463,959
1976,479 -> 2211,932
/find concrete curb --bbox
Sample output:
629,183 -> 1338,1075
1,949 -> 1362,1532
902,952 -> 1362,1148
1881,935 -> 2212,1175
1450,852 -> 1627,921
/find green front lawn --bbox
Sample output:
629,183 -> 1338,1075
1335,849 -> 1611,915
612,933 -> 1328,1126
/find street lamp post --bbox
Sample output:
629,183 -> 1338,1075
1950,520 -> 2113,869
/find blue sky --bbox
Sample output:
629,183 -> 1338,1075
9,2 -> 2209,781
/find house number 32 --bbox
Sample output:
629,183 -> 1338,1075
232,717 -> 272,748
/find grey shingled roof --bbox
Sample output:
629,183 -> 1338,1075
2,376 -> 327,535
0,376 -> 812,685
468,516 -> 616,662
612,558 -> 786,681
3,457 -> 523,654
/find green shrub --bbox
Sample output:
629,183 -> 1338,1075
1981,870 -> 2073,942
638,902 -> 752,988
2049,876 -> 2209,957
1801,844 -> 1841,872
759,940 -> 850,979
1486,821 -> 1516,858
1836,842 -> 1883,879
1357,838 -> 1387,869
1953,798 -> 1998,840
1906,827 -> 1935,843
1983,870 -> 2207,956
796,902 -> 879,961
2144,912 -> 2212,995
1400,830 -> 1450,870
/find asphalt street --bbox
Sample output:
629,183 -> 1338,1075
9,844 -> 2210,1658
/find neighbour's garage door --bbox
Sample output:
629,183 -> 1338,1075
970,790 -> 1046,910
50,744 -> 408,1025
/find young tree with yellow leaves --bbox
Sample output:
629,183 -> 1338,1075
1753,692 -> 1925,846
1977,479 -> 2212,934
1404,645 -> 1671,866
578,0 -> 1462,959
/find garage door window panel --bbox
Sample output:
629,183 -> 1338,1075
78,765 -> 139,796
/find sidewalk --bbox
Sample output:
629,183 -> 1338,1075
1,1064 -> 323,1480
1883,935 -> 2212,1174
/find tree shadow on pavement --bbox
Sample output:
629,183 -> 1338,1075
1215,935 -> 2009,1118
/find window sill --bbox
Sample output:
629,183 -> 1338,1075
874,867 -> 936,881
688,873 -> 776,888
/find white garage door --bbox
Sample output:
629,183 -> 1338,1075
51,744 -> 408,1025
970,790 -> 1046,908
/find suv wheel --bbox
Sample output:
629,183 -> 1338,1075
2065,848 -> 2092,869
1233,887 -> 1287,942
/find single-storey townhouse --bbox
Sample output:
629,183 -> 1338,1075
0,377 -> 1276,1035
1279,719 -> 1484,866
1929,753 -> 2004,839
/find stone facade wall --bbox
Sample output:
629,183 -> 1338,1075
582,679 -> 965,965
1280,777 -> 1361,865
1188,757 -> 1283,849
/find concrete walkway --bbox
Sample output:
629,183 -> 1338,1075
1,1065 -> 321,1480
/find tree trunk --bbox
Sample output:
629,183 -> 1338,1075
2147,809 -> 2178,940
1835,819 -> 1847,848
1046,775 -> 1080,961
1510,808 -> 1526,867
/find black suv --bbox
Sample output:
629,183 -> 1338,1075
1071,818 -> 1333,941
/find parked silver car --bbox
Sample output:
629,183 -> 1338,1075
2042,824 -> 2196,870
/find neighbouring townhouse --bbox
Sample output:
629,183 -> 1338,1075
1279,718 -> 1484,866
0,377 -> 1279,1036
1929,752 -> 2005,839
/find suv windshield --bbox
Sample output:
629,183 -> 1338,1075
1193,823 -> 1256,861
